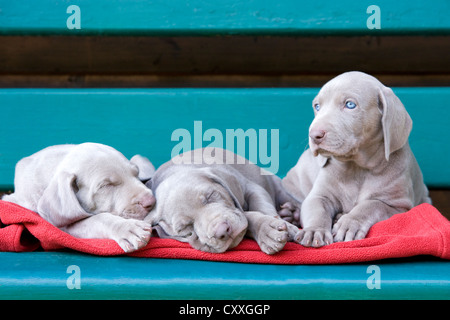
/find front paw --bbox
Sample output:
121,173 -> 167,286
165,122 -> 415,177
332,215 -> 369,242
113,219 -> 152,253
256,217 -> 293,255
297,227 -> 333,248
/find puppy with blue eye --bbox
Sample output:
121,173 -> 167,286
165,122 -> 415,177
146,148 -> 301,254
282,71 -> 431,247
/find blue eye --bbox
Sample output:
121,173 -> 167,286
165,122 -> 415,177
345,101 -> 357,109
314,104 -> 320,111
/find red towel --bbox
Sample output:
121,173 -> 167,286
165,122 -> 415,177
0,200 -> 449,264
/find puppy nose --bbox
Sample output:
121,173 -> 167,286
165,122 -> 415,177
214,222 -> 232,240
139,194 -> 156,210
310,129 -> 326,144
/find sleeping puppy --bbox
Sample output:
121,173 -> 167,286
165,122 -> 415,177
2,143 -> 156,252
282,71 -> 431,247
146,147 -> 301,254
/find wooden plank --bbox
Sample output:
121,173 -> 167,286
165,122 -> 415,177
429,190 -> 450,219
2,74 -> 450,88
0,0 -> 449,36
0,88 -> 449,189
1,35 -> 450,76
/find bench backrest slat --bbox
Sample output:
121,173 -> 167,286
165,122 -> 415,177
1,0 -> 449,36
1,88 -> 448,189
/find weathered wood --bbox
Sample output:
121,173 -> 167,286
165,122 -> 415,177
2,74 -> 450,88
1,36 -> 449,76
1,0 -> 449,36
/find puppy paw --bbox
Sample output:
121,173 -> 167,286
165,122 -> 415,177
297,227 -> 333,248
278,201 -> 301,227
257,216 -> 291,255
333,212 -> 344,224
332,215 -> 369,242
113,219 -> 152,253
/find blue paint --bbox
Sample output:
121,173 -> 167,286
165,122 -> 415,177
0,88 -> 449,188
0,0 -> 449,35
0,252 -> 448,299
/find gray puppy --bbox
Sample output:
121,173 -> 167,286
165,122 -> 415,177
2,143 -> 155,252
283,71 -> 431,247
145,148 -> 301,254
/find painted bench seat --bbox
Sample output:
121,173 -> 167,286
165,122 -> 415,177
0,252 -> 448,300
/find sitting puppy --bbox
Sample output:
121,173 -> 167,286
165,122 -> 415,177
2,143 -> 156,252
283,71 -> 431,247
146,148 -> 301,254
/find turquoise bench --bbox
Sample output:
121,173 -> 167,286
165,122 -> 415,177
0,0 -> 449,300
1,88 -> 450,187
1,252 -> 448,300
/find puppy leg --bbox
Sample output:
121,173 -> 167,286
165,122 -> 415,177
243,184 -> 300,254
272,176 -> 302,226
298,195 -> 334,247
245,184 -> 299,254
332,200 -> 398,242
245,211 -> 292,255
62,213 -> 152,253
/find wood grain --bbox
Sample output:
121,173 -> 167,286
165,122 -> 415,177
1,0 -> 449,36
1,35 -> 449,76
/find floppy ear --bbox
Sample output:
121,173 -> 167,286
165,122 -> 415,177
130,154 -> 155,182
37,171 -> 91,228
145,210 -> 192,243
202,168 -> 245,211
152,223 -> 191,243
378,86 -> 412,161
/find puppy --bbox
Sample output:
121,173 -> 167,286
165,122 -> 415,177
146,147 -> 301,254
2,143 -> 156,252
282,71 -> 431,247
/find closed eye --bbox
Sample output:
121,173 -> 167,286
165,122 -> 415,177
99,182 -> 112,189
201,190 -> 221,205
98,179 -> 121,190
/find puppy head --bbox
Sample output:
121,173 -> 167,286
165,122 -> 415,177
73,144 -> 156,219
309,71 -> 412,164
38,143 -> 155,227
148,167 -> 248,253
